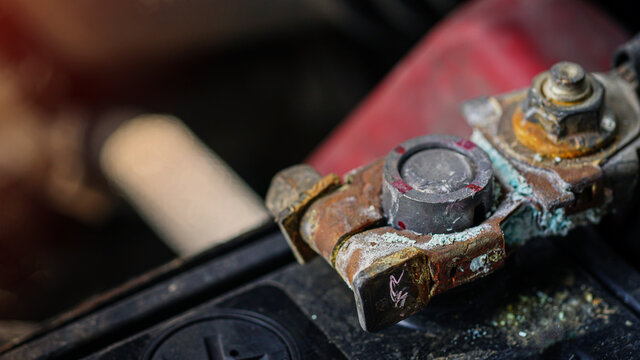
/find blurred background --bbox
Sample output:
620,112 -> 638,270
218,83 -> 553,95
0,0 -> 637,347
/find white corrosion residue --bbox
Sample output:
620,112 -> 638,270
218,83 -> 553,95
361,204 -> 380,219
380,232 -> 416,245
470,130 -> 533,201
334,231 -> 411,287
470,254 -> 490,274
423,224 -> 489,250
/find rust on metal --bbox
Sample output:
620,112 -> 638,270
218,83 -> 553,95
265,62 -> 640,332
333,198 -> 513,293
474,79 -> 636,215
491,73 -> 640,171
426,224 -> 505,295
512,107 -> 614,158
334,226 -> 424,286
266,165 -> 341,263
329,192 -> 518,330
299,159 -> 386,261
353,247 -> 431,331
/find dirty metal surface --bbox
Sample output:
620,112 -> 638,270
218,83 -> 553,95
515,62 -> 614,157
300,160 -> 385,261
331,190 -> 520,331
266,165 -> 342,263
473,73 -> 640,172
268,151 -> 514,330
464,71 -> 640,220
267,110 -> 632,331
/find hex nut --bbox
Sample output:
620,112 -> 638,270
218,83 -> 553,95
522,62 -> 610,141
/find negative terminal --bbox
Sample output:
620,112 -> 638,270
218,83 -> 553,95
381,135 -> 494,235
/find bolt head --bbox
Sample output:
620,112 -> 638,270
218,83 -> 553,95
544,61 -> 591,103
551,61 -> 585,85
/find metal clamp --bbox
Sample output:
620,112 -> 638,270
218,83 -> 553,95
266,39 -> 640,332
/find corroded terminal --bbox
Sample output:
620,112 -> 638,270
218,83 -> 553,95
515,61 -> 615,158
543,61 -> 591,103
265,42 -> 640,333
381,135 -> 494,234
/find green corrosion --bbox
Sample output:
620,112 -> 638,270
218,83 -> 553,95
470,130 -> 602,246
427,224 -> 489,249
471,131 -> 533,200
501,205 -> 569,246
501,205 -> 602,246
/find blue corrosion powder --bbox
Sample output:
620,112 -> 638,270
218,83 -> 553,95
470,131 -> 600,246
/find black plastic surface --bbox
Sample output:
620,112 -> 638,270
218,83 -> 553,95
4,225 -> 640,359
144,309 -> 300,360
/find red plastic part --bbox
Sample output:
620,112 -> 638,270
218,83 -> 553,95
307,0 -> 629,175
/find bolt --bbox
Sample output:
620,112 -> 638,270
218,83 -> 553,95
517,61 -> 615,156
543,62 -> 591,103
524,61 -> 605,139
